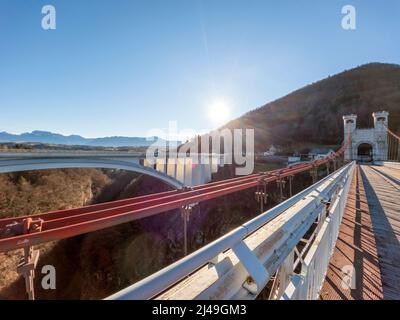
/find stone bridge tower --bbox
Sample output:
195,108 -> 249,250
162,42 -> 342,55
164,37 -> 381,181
343,111 -> 389,162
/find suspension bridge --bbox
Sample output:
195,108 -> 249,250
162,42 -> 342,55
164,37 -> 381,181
0,111 -> 399,300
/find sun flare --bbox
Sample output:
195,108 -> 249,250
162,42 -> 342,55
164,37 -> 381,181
207,98 -> 231,125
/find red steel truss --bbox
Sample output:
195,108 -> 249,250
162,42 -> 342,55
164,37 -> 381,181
0,139 -> 349,253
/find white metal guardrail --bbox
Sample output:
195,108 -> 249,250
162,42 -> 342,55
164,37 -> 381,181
106,162 -> 355,300
281,162 -> 354,299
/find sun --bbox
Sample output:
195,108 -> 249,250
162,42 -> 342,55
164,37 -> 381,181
207,98 -> 231,125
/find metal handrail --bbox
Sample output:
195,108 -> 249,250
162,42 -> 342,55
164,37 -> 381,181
106,162 -> 354,300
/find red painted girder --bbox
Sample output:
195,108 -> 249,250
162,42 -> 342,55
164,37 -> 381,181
32,165 -> 313,231
0,138 -> 349,252
0,164 -> 315,251
0,173 -> 262,227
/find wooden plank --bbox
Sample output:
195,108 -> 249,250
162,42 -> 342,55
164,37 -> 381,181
361,165 -> 400,300
320,165 -> 384,300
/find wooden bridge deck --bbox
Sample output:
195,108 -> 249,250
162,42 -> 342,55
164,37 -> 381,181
321,164 -> 400,300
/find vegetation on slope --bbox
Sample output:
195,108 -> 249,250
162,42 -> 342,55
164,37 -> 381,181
223,63 -> 400,151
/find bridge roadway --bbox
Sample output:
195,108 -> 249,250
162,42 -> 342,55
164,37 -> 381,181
321,164 -> 400,300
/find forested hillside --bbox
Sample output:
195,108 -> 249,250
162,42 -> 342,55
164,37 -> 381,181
223,63 -> 400,151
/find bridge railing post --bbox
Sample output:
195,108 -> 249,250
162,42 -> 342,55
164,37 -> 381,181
17,246 -> 40,300
180,204 -> 195,256
288,175 -> 294,198
310,165 -> 318,184
231,240 -> 270,295
268,250 -> 294,299
14,218 -> 43,300
276,176 -> 286,202
255,179 -> 268,213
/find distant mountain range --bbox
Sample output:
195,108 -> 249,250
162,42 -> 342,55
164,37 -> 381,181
0,130 -> 174,147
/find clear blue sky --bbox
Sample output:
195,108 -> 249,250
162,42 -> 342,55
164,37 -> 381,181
1,0 -> 400,138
